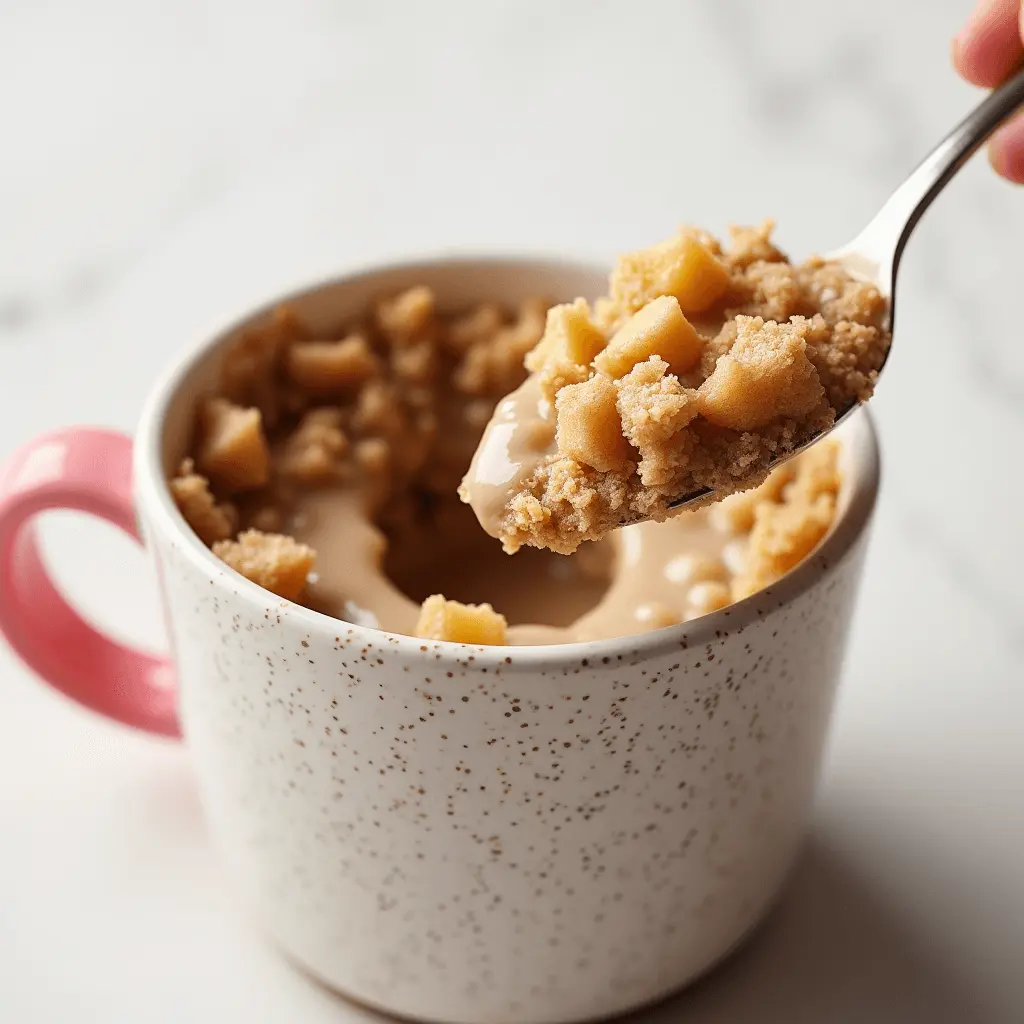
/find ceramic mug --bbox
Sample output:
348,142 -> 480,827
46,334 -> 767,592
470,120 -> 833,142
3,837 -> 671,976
0,258 -> 879,1024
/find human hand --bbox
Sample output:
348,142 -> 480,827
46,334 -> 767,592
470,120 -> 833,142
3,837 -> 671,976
953,0 -> 1024,182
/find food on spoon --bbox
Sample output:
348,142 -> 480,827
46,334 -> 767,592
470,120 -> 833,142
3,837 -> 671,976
459,221 -> 888,554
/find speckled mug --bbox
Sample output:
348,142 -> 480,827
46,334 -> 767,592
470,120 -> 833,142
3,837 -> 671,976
0,258 -> 879,1024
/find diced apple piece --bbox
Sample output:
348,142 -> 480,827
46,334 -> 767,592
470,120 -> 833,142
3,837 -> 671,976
595,296 -> 703,378
197,398 -> 271,490
555,374 -> 632,472
524,301 -> 606,402
169,460 -> 237,545
415,595 -> 507,645
525,299 -> 605,371
699,316 -> 824,431
669,236 -> 732,313
607,233 -> 731,324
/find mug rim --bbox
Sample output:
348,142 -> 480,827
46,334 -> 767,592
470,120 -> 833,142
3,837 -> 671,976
134,253 -> 881,667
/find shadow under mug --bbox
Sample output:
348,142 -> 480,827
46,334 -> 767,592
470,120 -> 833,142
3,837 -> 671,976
0,257 -> 880,1024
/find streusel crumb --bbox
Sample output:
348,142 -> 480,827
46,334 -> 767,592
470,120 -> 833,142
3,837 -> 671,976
169,459 -> 237,545
212,530 -> 315,601
285,335 -> 380,393
698,316 -> 826,431
276,408 -> 349,484
197,397 -> 271,491
730,439 -> 841,600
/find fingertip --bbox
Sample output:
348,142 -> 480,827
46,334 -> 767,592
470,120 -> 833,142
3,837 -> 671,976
953,0 -> 1024,88
988,117 -> 1024,184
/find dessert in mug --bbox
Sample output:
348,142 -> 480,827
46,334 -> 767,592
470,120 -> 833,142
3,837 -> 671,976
169,222 -> 880,645
461,220 -> 890,553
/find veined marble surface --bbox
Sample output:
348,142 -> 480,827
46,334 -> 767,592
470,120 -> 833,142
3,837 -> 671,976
1,1 -> 1022,1021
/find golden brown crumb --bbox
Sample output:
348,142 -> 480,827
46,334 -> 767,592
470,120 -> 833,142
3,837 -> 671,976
798,258 -> 887,329
218,305 -> 309,429
503,455 -> 632,556
786,436 -> 842,501
616,358 -> 702,487
276,408 -> 349,484
415,594 -> 507,645
376,286 -> 435,345
698,316 -> 825,431
803,314 -> 887,409
731,439 -> 841,600
711,462 -> 796,534
169,459 -> 237,545
723,219 -> 786,269
726,261 -> 807,323
446,304 -> 505,352
196,398 -> 271,491
285,335 -> 380,393
352,380 -> 407,440
212,530 -> 315,601
454,297 -> 548,395
732,496 -> 835,599
391,340 -> 438,385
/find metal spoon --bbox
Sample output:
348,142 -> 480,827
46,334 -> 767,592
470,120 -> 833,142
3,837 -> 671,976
665,65 -> 1024,514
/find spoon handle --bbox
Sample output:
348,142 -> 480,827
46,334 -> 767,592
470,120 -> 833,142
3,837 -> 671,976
846,66 -> 1024,311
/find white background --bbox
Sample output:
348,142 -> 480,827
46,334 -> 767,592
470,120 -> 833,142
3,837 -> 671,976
1,1 -> 1022,1021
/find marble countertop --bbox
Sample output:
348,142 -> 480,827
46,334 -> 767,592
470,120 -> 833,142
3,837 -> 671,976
1,1 -> 1022,1020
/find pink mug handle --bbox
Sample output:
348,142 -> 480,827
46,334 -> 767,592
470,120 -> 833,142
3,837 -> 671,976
0,428 -> 180,738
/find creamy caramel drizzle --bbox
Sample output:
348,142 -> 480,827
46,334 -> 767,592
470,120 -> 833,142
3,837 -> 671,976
291,483 -> 737,645
459,375 -> 555,540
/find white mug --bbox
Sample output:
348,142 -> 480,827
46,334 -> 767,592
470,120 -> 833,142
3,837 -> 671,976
0,257 -> 880,1024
